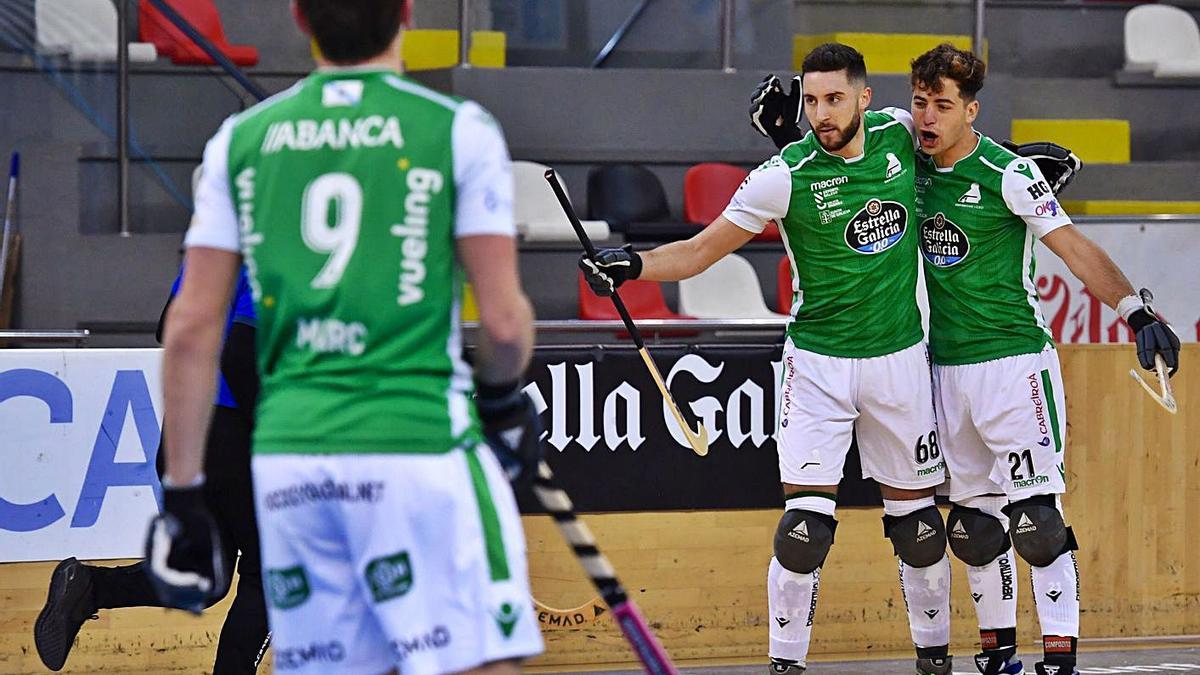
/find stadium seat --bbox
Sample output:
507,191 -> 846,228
793,33 -> 980,74
1124,4 -> 1200,78
587,164 -> 698,242
513,161 -> 609,242
1009,119 -> 1130,164
139,0 -> 258,67
683,162 -> 781,242
402,30 -> 506,71
678,254 -> 788,319
577,273 -> 691,322
777,256 -> 794,316
36,0 -> 157,62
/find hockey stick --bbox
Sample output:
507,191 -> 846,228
1127,289 -> 1178,415
0,153 -> 18,309
531,461 -> 677,674
1130,354 -> 1177,415
543,169 -> 709,456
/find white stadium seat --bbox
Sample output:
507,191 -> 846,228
1124,4 -> 1200,78
513,160 -> 609,242
36,0 -> 157,63
678,253 -> 789,320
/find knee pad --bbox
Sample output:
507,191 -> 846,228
774,509 -> 838,574
946,505 -> 1012,567
882,505 -> 947,568
1003,495 -> 1078,567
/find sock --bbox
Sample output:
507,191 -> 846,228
885,497 -> 951,651
92,561 -> 160,610
1031,550 -> 1080,639
1042,635 -> 1078,668
768,556 -> 819,666
979,626 -> 1017,654
970,552 -> 1019,644
769,495 -> 836,666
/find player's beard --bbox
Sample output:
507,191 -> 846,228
815,110 -> 863,153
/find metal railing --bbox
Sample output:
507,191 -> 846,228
0,330 -> 90,346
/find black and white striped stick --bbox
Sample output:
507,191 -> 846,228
531,461 -> 677,674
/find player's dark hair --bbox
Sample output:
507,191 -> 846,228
296,0 -> 408,64
801,43 -> 867,85
910,43 -> 986,101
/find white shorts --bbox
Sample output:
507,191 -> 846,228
252,446 -> 543,675
933,347 -> 1068,503
777,340 -> 944,489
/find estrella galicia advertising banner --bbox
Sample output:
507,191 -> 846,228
0,346 -> 881,562
511,345 -> 881,514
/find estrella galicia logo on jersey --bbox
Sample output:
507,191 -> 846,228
266,566 -> 311,610
365,551 -> 414,603
920,212 -> 970,267
844,199 -> 907,254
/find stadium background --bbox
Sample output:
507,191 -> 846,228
0,0 -> 1197,672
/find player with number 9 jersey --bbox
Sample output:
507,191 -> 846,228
178,2 -> 543,672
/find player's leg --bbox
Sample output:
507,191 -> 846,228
252,454 -> 397,673
935,362 -> 1025,675
770,342 -> 858,674
972,350 -> 1079,675
205,405 -> 270,674
856,342 -> 952,675
352,447 -> 542,675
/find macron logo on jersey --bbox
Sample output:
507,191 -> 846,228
261,116 -> 404,155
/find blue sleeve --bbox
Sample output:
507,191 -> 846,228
230,266 -> 256,326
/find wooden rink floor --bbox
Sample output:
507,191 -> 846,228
0,346 -> 1197,673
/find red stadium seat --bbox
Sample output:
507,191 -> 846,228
578,273 -> 691,321
777,256 -> 793,315
683,162 -> 747,225
139,0 -> 259,67
683,162 -> 781,241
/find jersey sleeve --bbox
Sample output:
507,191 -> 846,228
879,107 -> 917,148
1000,157 -> 1073,238
183,117 -> 241,252
721,155 -> 792,234
452,101 -> 515,238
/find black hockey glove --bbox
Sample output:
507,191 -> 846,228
476,380 -> 543,487
750,74 -> 804,150
145,484 -> 227,614
1124,289 -> 1181,376
578,245 -> 642,297
1002,140 -> 1082,196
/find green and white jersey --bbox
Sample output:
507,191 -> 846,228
723,108 -> 923,358
915,133 -> 1072,366
185,69 -> 515,455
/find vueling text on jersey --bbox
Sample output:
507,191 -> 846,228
392,168 -> 444,306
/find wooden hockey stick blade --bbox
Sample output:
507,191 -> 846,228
1129,354 -> 1177,414
638,348 -> 709,456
